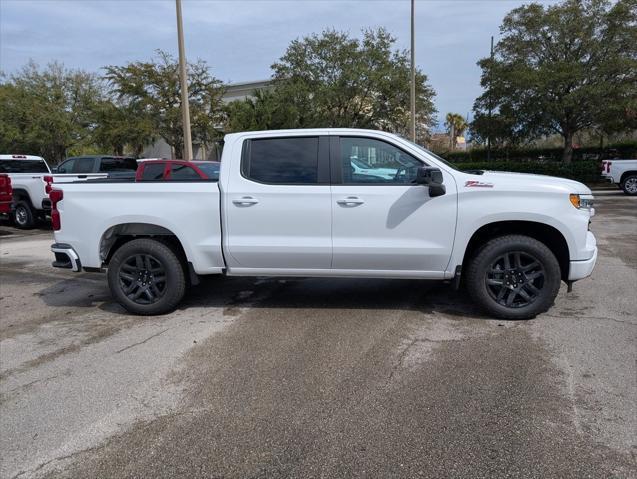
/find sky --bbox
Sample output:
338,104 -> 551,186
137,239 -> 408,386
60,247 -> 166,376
0,0 -> 556,129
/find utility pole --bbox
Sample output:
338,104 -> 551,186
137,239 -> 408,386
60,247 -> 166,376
487,35 -> 493,162
176,0 -> 193,160
410,0 -> 416,142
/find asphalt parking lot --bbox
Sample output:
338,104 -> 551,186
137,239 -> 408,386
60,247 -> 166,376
0,191 -> 635,479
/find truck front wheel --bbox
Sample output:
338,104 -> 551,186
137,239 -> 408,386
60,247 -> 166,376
465,235 -> 561,320
107,238 -> 186,315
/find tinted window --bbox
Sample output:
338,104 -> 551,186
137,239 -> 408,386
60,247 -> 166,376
170,164 -> 200,180
196,162 -> 220,180
0,159 -> 49,174
340,137 -> 422,184
100,158 -> 138,172
57,159 -> 75,173
73,158 -> 95,174
141,163 -> 166,180
245,137 -> 318,184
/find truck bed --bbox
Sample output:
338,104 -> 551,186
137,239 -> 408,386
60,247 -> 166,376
53,181 -> 225,274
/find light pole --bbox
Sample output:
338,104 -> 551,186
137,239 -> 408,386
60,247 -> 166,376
487,35 -> 493,162
176,0 -> 193,160
410,0 -> 416,142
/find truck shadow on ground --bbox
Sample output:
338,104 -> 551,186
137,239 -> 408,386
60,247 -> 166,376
182,276 -> 490,321
34,273 -> 506,321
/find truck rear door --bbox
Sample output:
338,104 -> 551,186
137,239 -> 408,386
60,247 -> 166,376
223,135 -> 332,271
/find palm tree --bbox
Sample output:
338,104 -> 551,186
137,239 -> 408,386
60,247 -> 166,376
444,113 -> 468,149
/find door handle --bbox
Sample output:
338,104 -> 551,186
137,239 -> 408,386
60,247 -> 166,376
336,196 -> 365,206
232,196 -> 259,206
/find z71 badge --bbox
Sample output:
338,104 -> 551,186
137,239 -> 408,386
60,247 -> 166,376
465,180 -> 494,188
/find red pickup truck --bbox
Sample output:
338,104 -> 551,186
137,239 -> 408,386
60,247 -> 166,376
136,160 -> 220,181
0,173 -> 12,215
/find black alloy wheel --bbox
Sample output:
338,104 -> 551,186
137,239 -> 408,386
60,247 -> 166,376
118,253 -> 167,305
486,251 -> 545,308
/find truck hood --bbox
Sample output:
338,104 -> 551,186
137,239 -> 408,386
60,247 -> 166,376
471,170 -> 592,195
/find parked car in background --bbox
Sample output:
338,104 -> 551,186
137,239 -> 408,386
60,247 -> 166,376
601,159 -> 637,195
136,160 -> 220,181
0,174 -> 13,216
0,155 -> 52,228
50,128 -> 596,320
54,156 -> 139,179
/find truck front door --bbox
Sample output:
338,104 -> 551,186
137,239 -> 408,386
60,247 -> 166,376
330,135 -> 457,276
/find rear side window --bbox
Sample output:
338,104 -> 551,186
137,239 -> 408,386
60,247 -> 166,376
74,158 -> 95,174
243,137 -> 319,184
100,158 -> 138,172
0,159 -> 49,173
169,164 -> 200,180
141,163 -> 166,180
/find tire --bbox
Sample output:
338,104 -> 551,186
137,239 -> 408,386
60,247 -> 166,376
620,175 -> 637,196
107,238 -> 186,315
465,235 -> 561,320
13,200 -> 35,229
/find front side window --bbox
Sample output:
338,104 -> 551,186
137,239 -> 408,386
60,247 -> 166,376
244,137 -> 319,184
57,159 -> 75,174
340,137 -> 422,184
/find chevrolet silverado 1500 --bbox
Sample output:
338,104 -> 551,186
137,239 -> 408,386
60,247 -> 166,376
50,129 -> 597,319
601,159 -> 637,195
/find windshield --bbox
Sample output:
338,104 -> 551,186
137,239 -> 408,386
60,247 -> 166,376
404,140 -> 461,172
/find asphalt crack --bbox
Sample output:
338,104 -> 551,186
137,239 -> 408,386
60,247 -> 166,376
115,328 -> 170,354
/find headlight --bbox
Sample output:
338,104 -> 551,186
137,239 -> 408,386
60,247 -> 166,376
570,194 -> 595,213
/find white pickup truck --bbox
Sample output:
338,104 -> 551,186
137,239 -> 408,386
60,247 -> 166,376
601,159 -> 637,195
49,129 -> 597,319
0,155 -> 138,228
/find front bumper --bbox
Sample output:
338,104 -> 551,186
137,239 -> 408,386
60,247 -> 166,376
568,231 -> 598,281
51,243 -> 82,272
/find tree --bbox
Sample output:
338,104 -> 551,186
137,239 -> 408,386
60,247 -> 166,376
91,100 -> 155,156
0,62 -> 102,163
444,113 -> 468,149
104,50 -> 224,158
224,89 -> 297,132
226,28 -> 437,141
473,0 -> 637,162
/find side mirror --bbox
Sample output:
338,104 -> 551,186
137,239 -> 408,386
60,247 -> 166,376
415,166 -> 446,197
51,167 -> 58,173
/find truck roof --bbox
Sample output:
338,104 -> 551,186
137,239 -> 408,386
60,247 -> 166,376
223,128 -> 399,140
0,154 -> 46,161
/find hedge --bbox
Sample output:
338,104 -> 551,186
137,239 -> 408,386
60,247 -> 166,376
452,159 -> 602,184
439,141 -> 637,163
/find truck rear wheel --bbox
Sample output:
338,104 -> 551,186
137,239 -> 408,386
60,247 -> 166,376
107,238 -> 186,315
13,200 -> 35,229
620,175 -> 637,195
465,235 -> 561,320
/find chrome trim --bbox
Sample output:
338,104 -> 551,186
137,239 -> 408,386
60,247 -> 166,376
51,245 -> 81,272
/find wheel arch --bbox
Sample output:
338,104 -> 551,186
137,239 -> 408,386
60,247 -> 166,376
619,170 -> 637,184
11,188 -> 33,205
461,220 -> 570,281
100,223 -> 188,267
